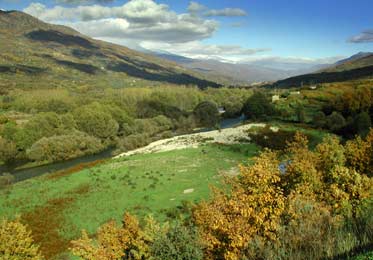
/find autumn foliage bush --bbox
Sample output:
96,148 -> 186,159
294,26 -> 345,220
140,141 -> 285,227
0,217 -> 43,260
194,130 -> 373,260
65,130 -> 373,260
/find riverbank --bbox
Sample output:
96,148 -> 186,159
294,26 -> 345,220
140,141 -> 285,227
0,116 -> 246,183
0,142 -> 258,259
116,123 -> 265,157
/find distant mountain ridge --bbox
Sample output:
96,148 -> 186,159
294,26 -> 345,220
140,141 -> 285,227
0,10 -> 220,90
271,52 -> 373,88
154,51 -> 333,85
335,52 -> 373,65
321,52 -> 373,72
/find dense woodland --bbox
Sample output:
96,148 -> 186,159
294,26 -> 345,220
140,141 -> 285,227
0,87 -> 252,166
2,79 -> 372,168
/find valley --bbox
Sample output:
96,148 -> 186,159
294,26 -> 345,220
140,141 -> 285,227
0,2 -> 373,260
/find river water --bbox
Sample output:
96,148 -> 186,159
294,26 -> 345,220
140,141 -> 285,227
0,116 -> 245,183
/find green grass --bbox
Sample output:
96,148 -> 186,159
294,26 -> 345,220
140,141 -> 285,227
352,251 -> 373,260
0,143 -> 258,258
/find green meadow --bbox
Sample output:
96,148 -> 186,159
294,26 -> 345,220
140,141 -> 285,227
0,143 -> 258,258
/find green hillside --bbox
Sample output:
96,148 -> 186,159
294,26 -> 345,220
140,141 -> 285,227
323,53 -> 373,72
0,10 -> 220,91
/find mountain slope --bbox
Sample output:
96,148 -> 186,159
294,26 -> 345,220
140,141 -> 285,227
0,10 -> 220,90
322,52 -> 373,72
271,65 -> 373,88
268,52 -> 373,88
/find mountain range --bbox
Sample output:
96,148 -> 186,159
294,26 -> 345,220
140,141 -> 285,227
0,10 -> 372,90
271,52 -> 373,88
154,52 -> 334,85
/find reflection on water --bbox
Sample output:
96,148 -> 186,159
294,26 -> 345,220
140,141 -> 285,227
0,149 -> 114,183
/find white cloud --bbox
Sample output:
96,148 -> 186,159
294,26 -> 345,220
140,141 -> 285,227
204,8 -> 247,17
349,30 -> 373,43
187,1 -> 206,14
140,41 -> 269,61
24,0 -> 218,43
23,0 -> 258,61
242,56 -> 342,64
240,55 -> 344,70
187,1 -> 247,17
55,0 -> 114,4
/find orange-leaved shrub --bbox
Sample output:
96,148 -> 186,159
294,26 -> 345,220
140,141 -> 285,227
70,213 -> 154,260
193,130 -> 373,260
193,150 -> 285,260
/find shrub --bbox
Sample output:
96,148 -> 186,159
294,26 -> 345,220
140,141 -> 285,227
0,137 -> 17,163
118,134 -> 151,151
247,127 -> 296,150
0,217 -> 43,259
137,100 -> 186,120
354,112 -> 371,137
71,213 -> 151,260
194,151 -> 285,260
73,102 -> 119,139
296,103 -> 306,123
151,222 -> 203,260
193,101 -> 220,128
0,115 -> 9,124
326,111 -> 346,132
312,111 -> 327,128
194,132 -> 373,260
345,129 -> 373,177
17,112 -> 64,149
242,92 -> 274,120
0,173 -> 15,188
27,131 -> 104,162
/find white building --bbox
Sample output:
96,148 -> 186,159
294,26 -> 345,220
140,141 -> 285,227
272,95 -> 280,103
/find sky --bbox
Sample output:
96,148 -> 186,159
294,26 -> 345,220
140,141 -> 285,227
1,0 -> 373,66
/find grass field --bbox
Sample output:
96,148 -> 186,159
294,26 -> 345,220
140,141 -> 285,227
0,142 -> 258,259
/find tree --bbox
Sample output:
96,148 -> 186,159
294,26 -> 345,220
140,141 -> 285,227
295,103 -> 306,123
71,213 -> 151,260
354,112 -> 371,137
326,112 -> 346,132
27,132 -> 104,163
312,111 -> 327,128
193,151 -> 285,260
0,217 -> 43,260
345,129 -> 373,177
0,137 -> 17,163
242,92 -> 274,120
193,101 -> 220,128
73,102 -> 119,139
17,112 -> 64,149
193,132 -> 373,259
151,222 -> 203,260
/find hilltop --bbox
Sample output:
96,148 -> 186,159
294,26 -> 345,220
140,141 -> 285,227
321,52 -> 373,72
0,10 -> 220,91
271,52 -> 373,88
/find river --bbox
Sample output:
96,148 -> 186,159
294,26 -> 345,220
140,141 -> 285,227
0,115 -> 245,183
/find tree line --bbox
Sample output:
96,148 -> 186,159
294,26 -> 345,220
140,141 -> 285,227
0,87 -> 253,165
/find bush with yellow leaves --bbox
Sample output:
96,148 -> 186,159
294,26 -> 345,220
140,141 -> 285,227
193,151 -> 285,260
0,217 -> 43,260
193,130 -> 373,260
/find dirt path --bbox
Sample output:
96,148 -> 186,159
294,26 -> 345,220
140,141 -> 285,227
116,123 -> 265,158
